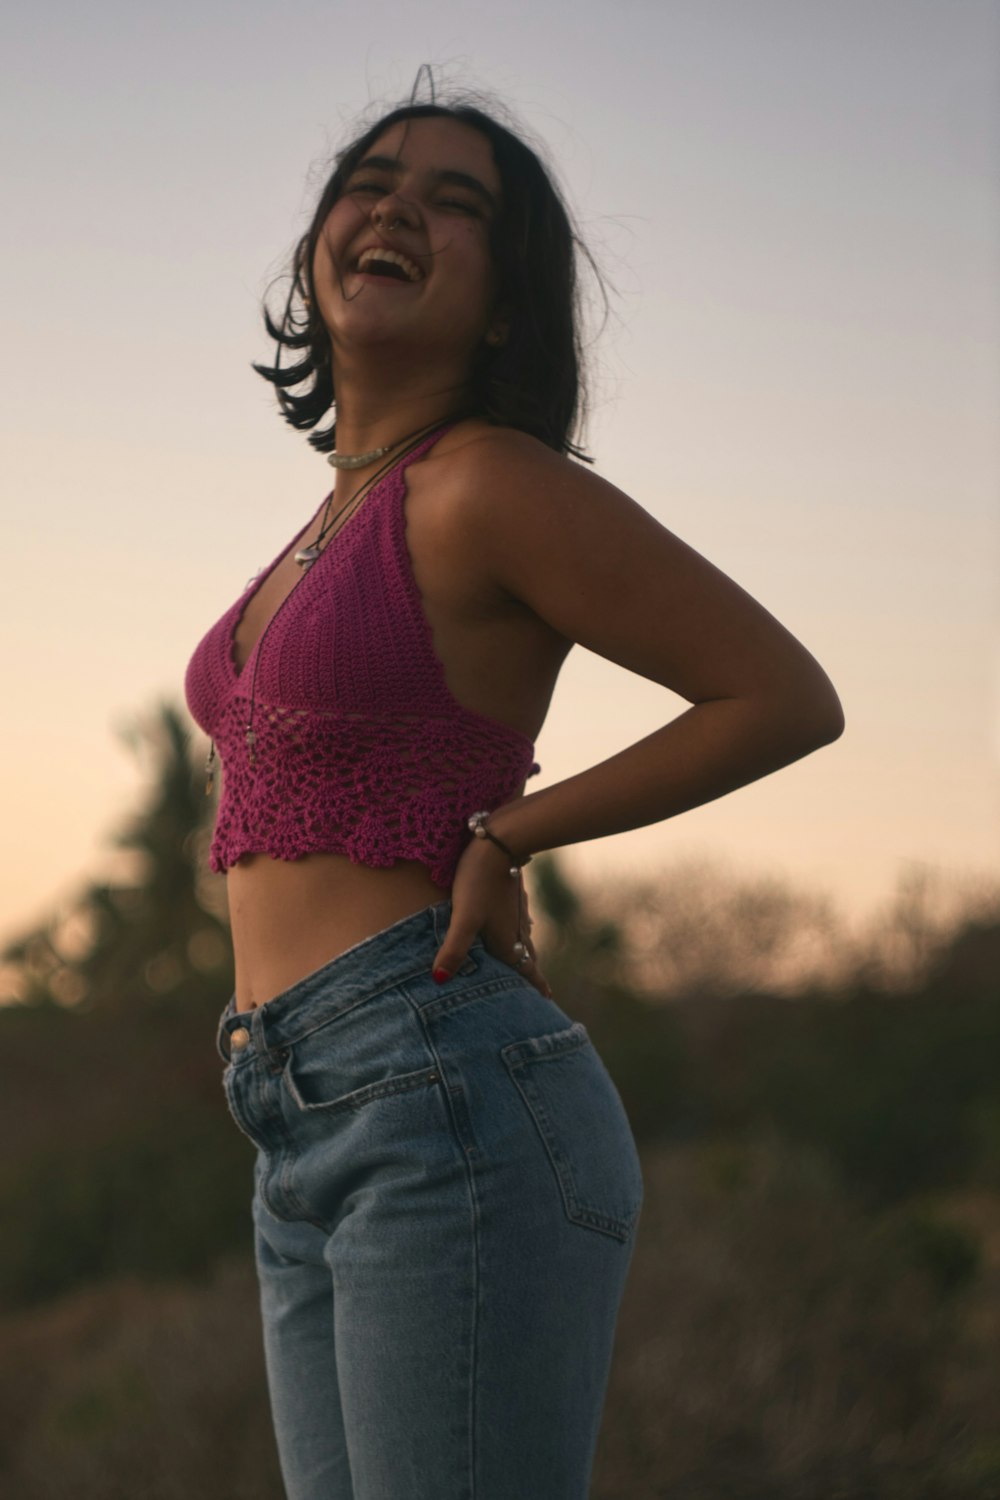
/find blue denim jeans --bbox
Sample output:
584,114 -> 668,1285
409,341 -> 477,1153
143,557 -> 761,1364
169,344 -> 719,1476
215,898 -> 644,1500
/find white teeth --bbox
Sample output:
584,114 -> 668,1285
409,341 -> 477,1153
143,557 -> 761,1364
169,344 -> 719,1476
356,247 -> 423,282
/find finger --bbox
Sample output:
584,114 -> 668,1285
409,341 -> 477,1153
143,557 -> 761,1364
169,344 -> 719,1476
430,919 -> 480,983
514,932 -> 552,997
518,953 -> 553,999
484,933 -> 552,999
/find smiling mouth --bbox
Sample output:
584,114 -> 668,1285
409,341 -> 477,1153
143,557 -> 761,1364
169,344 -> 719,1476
353,247 -> 424,283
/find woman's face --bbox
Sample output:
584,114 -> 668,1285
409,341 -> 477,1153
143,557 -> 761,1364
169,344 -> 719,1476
313,116 -> 505,371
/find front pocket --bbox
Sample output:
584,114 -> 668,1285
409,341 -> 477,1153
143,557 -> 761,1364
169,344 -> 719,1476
501,1023 -> 644,1242
283,1058 -> 443,1114
277,987 -> 442,1114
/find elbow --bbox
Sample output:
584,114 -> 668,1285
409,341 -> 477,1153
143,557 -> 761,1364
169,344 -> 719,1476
778,640 -> 845,746
762,675 -> 845,750
815,706 -> 846,745
801,685 -> 846,747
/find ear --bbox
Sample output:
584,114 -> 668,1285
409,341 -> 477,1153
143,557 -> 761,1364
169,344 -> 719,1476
484,303 -> 511,348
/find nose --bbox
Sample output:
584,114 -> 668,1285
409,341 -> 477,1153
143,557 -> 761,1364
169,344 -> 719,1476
371,191 -> 419,234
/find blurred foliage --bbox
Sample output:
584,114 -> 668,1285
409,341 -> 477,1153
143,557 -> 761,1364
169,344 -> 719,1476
0,994 -> 255,1310
734,984 -> 1000,1208
0,698 -> 998,1493
1,701 -> 232,1012
0,1109 -> 253,1306
529,849 -> 1000,1209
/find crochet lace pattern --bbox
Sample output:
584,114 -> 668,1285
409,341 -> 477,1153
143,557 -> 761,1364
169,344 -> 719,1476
183,428 -> 541,888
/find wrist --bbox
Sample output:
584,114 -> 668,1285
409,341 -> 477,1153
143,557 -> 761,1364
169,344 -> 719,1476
466,807 -> 531,871
474,803 -> 533,867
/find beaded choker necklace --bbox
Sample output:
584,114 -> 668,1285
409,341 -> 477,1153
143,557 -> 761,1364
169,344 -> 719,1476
325,417 -> 443,470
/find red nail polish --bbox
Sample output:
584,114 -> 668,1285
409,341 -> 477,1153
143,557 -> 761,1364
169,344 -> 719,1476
432,967 -> 453,984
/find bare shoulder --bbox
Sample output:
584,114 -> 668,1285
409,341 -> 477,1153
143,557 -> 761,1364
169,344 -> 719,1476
424,416 -> 689,615
432,420 -> 563,485
431,420 -> 638,537
441,421 -> 568,474
425,418 -> 844,732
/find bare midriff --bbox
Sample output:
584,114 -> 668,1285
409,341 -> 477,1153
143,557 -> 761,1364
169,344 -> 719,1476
227,852 -> 448,1012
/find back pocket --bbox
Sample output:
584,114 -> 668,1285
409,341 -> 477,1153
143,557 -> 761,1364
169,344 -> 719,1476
501,1022 -> 644,1242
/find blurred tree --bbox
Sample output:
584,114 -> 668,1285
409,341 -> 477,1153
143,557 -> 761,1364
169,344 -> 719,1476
847,862 -> 1000,998
923,906 -> 1000,1001
529,852 -> 623,1015
1,701 -> 232,1010
586,855 -> 847,1002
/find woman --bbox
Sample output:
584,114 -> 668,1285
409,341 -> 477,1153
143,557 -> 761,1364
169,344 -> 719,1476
185,90 -> 843,1500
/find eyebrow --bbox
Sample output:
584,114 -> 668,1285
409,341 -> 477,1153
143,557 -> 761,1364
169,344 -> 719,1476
351,155 -> 499,213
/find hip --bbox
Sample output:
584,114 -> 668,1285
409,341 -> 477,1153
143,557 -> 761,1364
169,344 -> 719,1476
215,898 -> 645,1243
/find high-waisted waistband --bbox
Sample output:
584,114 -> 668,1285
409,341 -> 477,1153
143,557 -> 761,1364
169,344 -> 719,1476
216,898 -> 486,1061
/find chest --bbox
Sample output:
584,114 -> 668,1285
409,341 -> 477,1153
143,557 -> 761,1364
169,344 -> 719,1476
184,451 -> 564,745
230,466 -> 516,684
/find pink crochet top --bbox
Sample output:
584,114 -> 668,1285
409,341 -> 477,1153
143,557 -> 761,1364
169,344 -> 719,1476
183,425 -> 540,887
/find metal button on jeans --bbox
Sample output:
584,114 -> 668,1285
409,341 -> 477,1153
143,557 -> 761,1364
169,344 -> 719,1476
230,1027 -> 251,1051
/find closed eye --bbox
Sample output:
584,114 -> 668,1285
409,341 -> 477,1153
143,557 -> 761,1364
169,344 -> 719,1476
346,179 -> 479,216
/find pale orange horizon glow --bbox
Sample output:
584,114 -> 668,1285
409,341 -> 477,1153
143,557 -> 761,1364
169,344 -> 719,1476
2,1 -> 997,972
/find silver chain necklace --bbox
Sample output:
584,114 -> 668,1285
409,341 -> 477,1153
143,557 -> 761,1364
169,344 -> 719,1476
202,417 -> 459,792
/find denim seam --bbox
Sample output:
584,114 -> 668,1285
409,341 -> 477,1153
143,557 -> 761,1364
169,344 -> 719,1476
500,1021 -> 590,1067
464,1086 -> 483,1500
410,973 -> 525,1023
255,951 -> 478,1050
268,981 -> 410,1049
502,1044 -> 634,1244
412,1007 -> 482,1495
281,1061 -> 443,1115
232,1064 -> 318,1227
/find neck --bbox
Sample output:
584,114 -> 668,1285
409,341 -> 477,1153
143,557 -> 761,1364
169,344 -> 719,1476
328,349 -> 471,460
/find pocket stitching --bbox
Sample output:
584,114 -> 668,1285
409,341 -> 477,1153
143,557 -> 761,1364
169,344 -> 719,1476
413,972 -> 527,1019
282,1059 -> 441,1114
500,1020 -> 590,1068
501,1025 -> 640,1242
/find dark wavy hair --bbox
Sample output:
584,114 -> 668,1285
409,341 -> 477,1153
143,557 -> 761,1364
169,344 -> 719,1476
252,88 -> 605,462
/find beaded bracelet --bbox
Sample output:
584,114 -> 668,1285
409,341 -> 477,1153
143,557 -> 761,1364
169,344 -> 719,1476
467,810 -> 533,969
466,809 -> 532,872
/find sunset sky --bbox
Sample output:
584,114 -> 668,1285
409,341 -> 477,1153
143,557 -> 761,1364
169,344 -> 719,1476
2,0 -> 997,966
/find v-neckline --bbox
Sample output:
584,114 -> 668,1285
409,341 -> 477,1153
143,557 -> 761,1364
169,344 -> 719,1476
223,423 -> 456,686
224,494 -> 330,683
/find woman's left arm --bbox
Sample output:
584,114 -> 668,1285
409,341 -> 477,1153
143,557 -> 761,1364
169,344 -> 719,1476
431,432 -> 845,981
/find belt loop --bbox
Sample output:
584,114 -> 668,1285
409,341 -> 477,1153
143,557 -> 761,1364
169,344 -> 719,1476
216,995 -> 237,1062
249,1004 -> 269,1052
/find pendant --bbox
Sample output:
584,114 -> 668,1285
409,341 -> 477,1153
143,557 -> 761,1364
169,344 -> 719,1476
294,544 -> 321,568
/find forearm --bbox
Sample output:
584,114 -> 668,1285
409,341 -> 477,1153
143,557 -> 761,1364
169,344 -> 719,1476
488,697 -> 843,862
